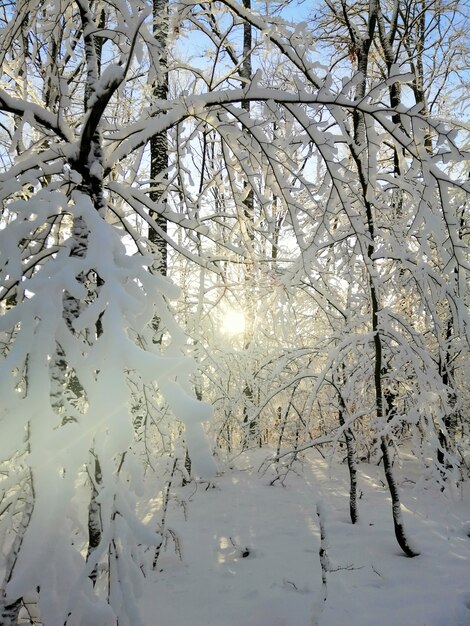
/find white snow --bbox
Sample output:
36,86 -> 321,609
137,448 -> 470,626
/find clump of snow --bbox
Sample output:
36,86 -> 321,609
87,64 -> 126,109
1,188 -> 217,625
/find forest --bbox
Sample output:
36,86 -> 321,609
0,0 -> 469,624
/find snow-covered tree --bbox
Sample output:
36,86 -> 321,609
0,0 -> 469,622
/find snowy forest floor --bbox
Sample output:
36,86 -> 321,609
140,448 -> 470,626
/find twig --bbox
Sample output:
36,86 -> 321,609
153,457 -> 178,570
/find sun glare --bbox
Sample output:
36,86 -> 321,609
221,309 -> 246,336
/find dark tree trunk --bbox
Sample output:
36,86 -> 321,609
345,0 -> 418,557
437,318 -> 457,472
337,375 -> 358,524
86,457 -> 103,585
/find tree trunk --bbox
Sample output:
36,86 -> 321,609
337,372 -> 358,524
345,0 -> 418,557
150,0 -> 169,275
240,0 -> 258,448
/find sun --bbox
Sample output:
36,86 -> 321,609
220,309 -> 246,336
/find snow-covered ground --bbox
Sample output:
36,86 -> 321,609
141,449 -> 470,626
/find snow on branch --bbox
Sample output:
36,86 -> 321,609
0,89 -> 73,142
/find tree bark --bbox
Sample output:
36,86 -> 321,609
337,371 -> 358,524
149,0 -> 169,275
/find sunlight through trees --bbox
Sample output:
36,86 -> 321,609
0,0 -> 468,623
